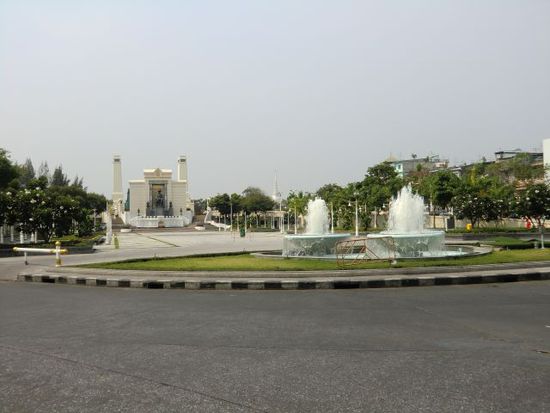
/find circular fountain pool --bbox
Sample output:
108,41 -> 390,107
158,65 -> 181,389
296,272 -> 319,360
364,185 -> 472,258
366,230 -> 469,258
283,198 -> 350,257
283,233 -> 350,257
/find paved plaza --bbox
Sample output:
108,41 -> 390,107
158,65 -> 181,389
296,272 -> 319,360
0,231 -> 284,281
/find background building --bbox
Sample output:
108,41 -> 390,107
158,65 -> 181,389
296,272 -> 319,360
388,154 -> 448,178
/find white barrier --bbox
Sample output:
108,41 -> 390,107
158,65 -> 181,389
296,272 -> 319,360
13,241 -> 68,266
206,221 -> 232,231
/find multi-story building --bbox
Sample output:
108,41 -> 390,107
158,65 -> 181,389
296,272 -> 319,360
388,154 -> 448,178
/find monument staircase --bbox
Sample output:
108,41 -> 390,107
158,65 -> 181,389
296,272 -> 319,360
126,214 -> 220,232
112,216 -> 125,232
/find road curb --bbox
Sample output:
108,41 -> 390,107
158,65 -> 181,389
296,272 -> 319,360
17,269 -> 550,290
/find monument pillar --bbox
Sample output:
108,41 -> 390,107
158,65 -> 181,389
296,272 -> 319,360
177,156 -> 187,182
112,155 -> 123,215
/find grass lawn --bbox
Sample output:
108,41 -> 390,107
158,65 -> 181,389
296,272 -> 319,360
82,249 -> 550,272
484,236 -> 537,249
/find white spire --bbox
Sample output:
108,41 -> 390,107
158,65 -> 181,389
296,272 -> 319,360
272,171 -> 281,202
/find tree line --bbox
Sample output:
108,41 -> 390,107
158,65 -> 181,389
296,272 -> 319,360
0,149 -> 107,242
208,159 -> 549,233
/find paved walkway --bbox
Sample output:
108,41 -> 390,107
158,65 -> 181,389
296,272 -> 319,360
0,231 -> 283,282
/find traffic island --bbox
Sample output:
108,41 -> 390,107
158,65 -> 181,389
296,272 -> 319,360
17,261 -> 550,290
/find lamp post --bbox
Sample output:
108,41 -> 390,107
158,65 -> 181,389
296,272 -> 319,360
230,200 -> 233,232
355,199 -> 359,236
349,193 -> 359,237
279,199 -> 284,234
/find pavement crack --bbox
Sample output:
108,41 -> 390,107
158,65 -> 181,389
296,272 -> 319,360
0,343 -> 268,412
135,232 -> 180,247
88,341 -> 460,353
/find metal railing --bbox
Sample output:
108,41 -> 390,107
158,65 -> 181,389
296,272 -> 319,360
335,237 -> 396,268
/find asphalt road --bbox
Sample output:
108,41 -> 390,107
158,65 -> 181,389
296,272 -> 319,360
1,281 -> 549,412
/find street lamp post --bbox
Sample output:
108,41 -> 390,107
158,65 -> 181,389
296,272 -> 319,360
355,199 -> 359,236
279,199 -> 284,234
230,200 -> 233,232
349,195 -> 359,237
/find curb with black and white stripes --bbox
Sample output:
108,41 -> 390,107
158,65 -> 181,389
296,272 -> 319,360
17,270 -> 550,290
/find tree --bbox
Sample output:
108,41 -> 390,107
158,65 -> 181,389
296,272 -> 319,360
514,183 -> 550,248
417,170 -> 461,211
209,193 -> 231,215
229,193 -> 242,214
407,164 -> 430,192
452,162 -> 517,227
50,195 -> 80,238
12,186 -> 46,236
71,175 -> 85,188
37,161 -> 50,181
287,191 -> 311,214
2,171 -> 106,242
0,149 -> 19,189
351,162 -> 404,229
287,191 -> 312,230
2,189 -> 18,228
18,158 -> 36,187
487,182 -> 514,223
451,193 -> 494,228
82,192 -> 108,213
51,165 -> 70,186
413,170 -> 461,227
360,162 -> 404,210
240,187 -> 274,213
0,191 -> 8,237
315,184 -> 342,205
194,199 -> 207,214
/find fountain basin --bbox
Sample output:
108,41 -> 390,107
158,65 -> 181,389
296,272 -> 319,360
367,230 -> 460,258
283,233 -> 350,257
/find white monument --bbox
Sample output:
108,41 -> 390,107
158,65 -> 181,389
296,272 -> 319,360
112,155 -> 194,228
544,138 -> 550,183
112,155 -> 124,216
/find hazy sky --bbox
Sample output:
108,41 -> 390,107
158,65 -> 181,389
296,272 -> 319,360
1,0 -> 549,198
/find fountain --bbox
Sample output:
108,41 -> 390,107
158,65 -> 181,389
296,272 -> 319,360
263,187 -> 480,261
283,198 -> 350,257
367,185 -> 454,258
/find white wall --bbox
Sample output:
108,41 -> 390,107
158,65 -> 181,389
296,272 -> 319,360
129,181 -> 147,216
171,181 -> 189,214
